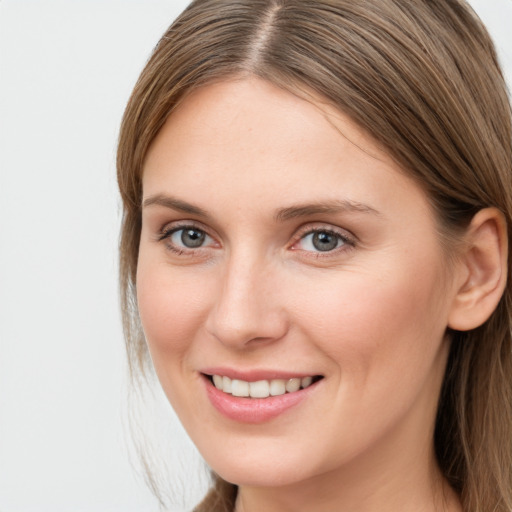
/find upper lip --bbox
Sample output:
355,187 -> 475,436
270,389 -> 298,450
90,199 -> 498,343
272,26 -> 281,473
200,367 -> 322,382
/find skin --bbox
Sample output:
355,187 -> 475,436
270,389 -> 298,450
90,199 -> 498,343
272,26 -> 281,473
137,77 -> 464,511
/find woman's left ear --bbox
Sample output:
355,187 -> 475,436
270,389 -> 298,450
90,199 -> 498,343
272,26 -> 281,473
448,207 -> 508,331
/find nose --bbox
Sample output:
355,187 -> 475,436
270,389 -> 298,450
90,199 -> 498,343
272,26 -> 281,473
205,251 -> 289,350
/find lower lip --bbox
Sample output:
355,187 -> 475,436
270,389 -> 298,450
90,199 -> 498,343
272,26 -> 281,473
203,376 -> 320,424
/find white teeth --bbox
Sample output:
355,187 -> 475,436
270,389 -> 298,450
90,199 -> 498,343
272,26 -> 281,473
211,375 -> 317,397
286,378 -> 301,393
301,376 -> 313,388
249,380 -> 270,398
223,376 -> 232,393
231,379 -> 249,397
269,379 -> 286,396
213,375 -> 223,389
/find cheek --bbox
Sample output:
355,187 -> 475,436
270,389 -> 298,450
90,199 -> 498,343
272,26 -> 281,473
136,258 -> 211,367
291,257 -> 450,388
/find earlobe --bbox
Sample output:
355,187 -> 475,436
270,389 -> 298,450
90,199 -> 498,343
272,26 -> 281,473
448,208 -> 508,331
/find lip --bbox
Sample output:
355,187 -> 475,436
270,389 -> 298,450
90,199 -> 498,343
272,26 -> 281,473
201,367 -> 318,382
201,371 -> 322,424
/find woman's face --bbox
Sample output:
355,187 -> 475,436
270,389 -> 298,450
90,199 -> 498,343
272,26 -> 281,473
137,78 -> 460,490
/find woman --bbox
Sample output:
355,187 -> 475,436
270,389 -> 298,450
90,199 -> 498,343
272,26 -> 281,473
117,1 -> 512,511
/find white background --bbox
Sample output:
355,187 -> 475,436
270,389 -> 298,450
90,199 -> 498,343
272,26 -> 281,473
0,1 -> 511,511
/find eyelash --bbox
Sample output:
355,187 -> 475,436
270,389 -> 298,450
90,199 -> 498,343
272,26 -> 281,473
158,222 -> 216,255
290,226 -> 355,256
157,222 -> 356,257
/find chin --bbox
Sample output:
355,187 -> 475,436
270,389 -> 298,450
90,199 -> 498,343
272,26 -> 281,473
215,463 -> 310,489
198,439 -> 325,489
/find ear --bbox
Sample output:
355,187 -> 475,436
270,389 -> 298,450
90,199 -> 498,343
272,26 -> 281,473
448,208 -> 508,331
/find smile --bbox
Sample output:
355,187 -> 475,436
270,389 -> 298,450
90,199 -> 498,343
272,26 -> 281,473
203,372 -> 324,423
209,374 -> 322,398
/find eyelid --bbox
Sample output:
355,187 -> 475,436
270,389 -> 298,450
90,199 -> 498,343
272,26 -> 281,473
155,220 -> 356,256
157,220 -> 220,253
158,219 -> 212,238
289,223 -> 357,252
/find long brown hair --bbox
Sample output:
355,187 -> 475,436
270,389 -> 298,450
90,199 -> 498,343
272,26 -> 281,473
117,1 -> 512,510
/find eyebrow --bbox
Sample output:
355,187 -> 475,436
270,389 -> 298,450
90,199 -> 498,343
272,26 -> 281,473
143,194 -> 209,217
142,194 -> 380,221
275,200 -> 380,222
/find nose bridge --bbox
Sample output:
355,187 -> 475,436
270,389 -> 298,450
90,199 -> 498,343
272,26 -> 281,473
205,246 -> 287,348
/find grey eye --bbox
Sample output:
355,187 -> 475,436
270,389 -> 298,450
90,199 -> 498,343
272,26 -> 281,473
169,227 -> 209,248
312,232 -> 339,251
298,230 -> 345,252
180,228 -> 206,248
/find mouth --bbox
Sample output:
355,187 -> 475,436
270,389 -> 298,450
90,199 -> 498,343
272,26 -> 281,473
204,374 -> 324,398
201,371 -> 324,423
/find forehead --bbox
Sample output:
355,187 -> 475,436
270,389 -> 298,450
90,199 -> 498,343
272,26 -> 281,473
146,77 -> 390,167
142,77 -> 431,221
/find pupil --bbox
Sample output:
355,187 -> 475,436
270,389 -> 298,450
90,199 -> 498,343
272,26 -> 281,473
181,229 -> 205,248
312,232 -> 338,251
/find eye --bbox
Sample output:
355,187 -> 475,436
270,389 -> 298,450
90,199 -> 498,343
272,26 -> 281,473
172,227 -> 208,248
294,229 -> 351,253
159,225 -> 216,252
